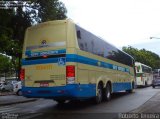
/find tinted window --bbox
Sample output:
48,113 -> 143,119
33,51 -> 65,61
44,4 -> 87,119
142,65 -> 152,73
76,25 -> 134,66
154,69 -> 158,73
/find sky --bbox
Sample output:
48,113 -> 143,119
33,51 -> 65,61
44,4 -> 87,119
60,0 -> 160,56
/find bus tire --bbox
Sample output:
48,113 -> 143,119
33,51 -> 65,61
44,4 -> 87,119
95,83 -> 103,104
145,81 -> 148,87
126,89 -> 133,93
104,83 -> 111,101
17,90 -> 22,96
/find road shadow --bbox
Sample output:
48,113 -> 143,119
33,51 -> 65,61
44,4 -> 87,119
35,92 -> 132,119
51,91 -> 133,111
153,86 -> 160,89
136,86 -> 152,89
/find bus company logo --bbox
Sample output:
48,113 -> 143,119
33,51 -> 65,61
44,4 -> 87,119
41,40 -> 47,45
40,40 -> 48,48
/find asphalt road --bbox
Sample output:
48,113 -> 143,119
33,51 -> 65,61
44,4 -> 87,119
0,86 -> 160,119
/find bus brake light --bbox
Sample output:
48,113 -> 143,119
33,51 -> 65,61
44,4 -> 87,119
20,68 -> 25,80
66,66 -> 75,84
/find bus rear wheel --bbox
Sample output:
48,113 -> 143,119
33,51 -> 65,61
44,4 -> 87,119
95,84 -> 103,104
104,83 -> 111,101
145,81 -> 148,87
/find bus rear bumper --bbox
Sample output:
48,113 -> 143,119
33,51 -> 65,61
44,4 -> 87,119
22,84 -> 96,100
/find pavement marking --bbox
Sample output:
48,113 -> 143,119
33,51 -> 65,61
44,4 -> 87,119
0,108 -> 19,113
19,113 -> 43,119
0,106 -> 20,113
0,106 -> 15,111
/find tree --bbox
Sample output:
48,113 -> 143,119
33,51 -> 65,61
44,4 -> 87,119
31,0 -> 67,22
122,46 -> 160,69
0,54 -> 13,77
0,0 -> 67,78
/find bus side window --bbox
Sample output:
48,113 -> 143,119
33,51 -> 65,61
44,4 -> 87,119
80,43 -> 84,50
84,42 -> 88,51
77,30 -> 81,39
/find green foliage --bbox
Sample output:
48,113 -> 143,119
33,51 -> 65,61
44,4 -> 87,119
122,46 -> 160,69
31,0 -> 67,22
0,54 -> 13,74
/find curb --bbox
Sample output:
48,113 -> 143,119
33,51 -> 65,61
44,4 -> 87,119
0,99 -> 37,106
0,92 -> 15,96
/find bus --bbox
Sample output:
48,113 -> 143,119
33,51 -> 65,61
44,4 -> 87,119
135,62 -> 153,87
153,69 -> 160,78
21,19 -> 135,104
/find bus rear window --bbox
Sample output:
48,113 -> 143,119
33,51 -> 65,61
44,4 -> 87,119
23,21 -> 67,59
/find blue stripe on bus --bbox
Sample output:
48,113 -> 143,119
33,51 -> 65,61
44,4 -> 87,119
68,54 -> 130,73
22,58 -> 58,65
25,49 -> 66,58
22,54 -> 130,73
22,84 -> 96,99
66,54 -> 99,66
66,54 -> 114,69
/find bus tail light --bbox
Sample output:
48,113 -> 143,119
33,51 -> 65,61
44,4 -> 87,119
66,65 -> 75,84
20,68 -> 25,80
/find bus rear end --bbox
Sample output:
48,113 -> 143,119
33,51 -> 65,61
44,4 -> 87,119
22,20 -> 72,100
135,63 -> 144,86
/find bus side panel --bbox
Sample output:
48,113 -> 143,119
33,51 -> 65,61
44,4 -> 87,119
136,77 -> 144,86
146,73 -> 153,85
112,66 -> 134,92
76,49 -> 134,93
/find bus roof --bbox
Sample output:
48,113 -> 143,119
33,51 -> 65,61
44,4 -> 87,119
135,62 -> 152,69
27,19 -> 73,31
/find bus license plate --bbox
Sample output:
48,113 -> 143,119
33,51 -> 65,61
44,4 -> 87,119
40,82 -> 49,87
